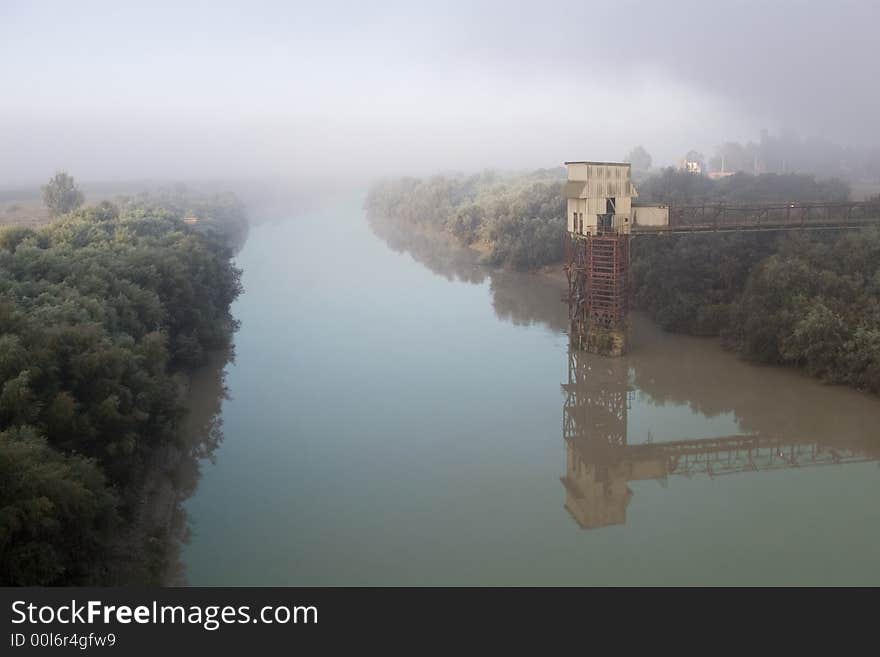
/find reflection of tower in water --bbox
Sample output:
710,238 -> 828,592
560,339 -> 880,531
560,347 -> 658,529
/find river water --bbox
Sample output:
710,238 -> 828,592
180,195 -> 880,586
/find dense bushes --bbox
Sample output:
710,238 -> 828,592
0,427 -> 118,585
119,186 -> 250,252
632,227 -> 880,393
631,233 -> 780,335
0,193 -> 244,584
725,229 -> 880,392
365,170 -> 566,270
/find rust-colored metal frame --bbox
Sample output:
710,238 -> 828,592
564,231 -> 629,334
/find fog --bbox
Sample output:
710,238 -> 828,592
2,0 -> 877,186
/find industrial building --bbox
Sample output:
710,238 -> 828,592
563,161 -> 664,355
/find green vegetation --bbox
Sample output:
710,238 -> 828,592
42,171 -> 85,217
119,184 -> 250,252
631,232 -> 778,335
637,168 -> 850,205
365,169 -> 566,270
0,185 -> 245,584
632,227 -> 880,393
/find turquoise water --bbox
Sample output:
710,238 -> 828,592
180,196 -> 880,586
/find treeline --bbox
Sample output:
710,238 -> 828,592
707,131 -> 880,185
0,193 -> 245,584
119,185 -> 250,251
637,168 -> 851,205
365,170 -> 566,270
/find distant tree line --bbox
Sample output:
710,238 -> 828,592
637,168 -> 851,205
630,130 -> 880,184
707,130 -> 880,184
364,169 -> 567,270
0,183 -> 245,584
118,184 -> 250,252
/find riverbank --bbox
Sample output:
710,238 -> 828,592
364,170 -> 566,270
106,349 -> 231,585
0,190 -> 246,585
366,208 -> 570,333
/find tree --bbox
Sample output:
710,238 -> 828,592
0,427 -> 119,585
364,170 -> 566,271
625,146 -> 652,171
709,141 -> 751,173
41,171 -> 85,217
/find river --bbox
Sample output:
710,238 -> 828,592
179,194 -> 880,586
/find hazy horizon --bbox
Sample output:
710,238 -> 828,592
3,1 -> 878,186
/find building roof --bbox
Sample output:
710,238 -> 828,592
564,160 -> 631,167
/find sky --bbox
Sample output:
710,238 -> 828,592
1,0 -> 877,186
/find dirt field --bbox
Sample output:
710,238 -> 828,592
0,188 -> 135,229
0,199 -> 52,228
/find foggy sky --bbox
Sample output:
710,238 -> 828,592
2,0 -> 877,186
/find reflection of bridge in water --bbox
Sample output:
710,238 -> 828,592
561,339 -> 880,530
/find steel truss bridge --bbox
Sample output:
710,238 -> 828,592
633,199 -> 880,235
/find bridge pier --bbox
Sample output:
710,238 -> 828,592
565,232 -> 629,356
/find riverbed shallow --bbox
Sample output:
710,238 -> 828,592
180,195 -> 880,586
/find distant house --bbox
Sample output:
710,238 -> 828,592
183,215 -> 199,225
679,159 -> 703,175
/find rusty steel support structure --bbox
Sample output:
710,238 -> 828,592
564,230 -> 629,355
